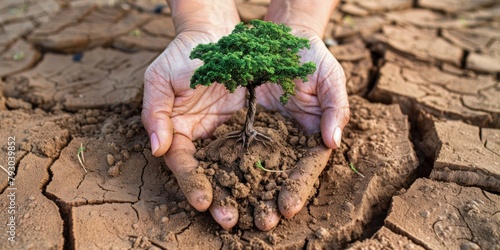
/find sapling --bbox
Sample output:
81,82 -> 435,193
190,20 -> 316,149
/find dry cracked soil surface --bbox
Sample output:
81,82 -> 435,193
0,0 -> 499,249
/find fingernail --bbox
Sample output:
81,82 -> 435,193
333,127 -> 342,148
197,195 -> 210,211
150,132 -> 160,155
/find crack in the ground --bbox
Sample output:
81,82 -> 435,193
431,219 -> 448,248
385,220 -> 430,250
481,189 -> 493,202
453,204 -> 476,244
96,183 -> 116,192
174,221 -> 193,239
128,235 -> 168,250
40,140 -> 74,249
130,204 -> 140,223
136,150 -> 148,202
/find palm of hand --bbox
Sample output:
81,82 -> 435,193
143,33 -> 246,140
257,34 -> 346,135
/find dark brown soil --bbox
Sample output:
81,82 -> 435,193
194,107 -> 323,230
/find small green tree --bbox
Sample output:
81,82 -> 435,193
190,20 -> 316,149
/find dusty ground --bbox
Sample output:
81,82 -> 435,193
0,0 -> 499,249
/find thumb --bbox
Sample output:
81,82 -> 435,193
141,65 -> 175,156
141,108 -> 174,156
318,59 -> 350,149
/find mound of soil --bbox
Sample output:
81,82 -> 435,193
193,107 -> 323,229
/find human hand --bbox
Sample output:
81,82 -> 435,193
141,30 -> 247,227
254,29 -> 349,230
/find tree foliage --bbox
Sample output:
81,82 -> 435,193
190,19 -> 316,104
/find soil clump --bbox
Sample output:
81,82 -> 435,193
194,107 -> 323,229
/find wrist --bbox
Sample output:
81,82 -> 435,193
168,0 -> 240,37
265,0 -> 339,38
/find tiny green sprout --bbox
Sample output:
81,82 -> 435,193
129,28 -> 141,37
13,51 -> 25,61
343,15 -> 355,26
255,160 -> 284,173
77,143 -> 88,173
349,162 -> 365,178
458,17 -> 467,26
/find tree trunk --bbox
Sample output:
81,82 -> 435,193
243,85 -> 257,145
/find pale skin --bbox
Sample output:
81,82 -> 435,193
142,0 -> 349,231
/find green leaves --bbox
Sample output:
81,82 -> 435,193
190,20 -> 316,103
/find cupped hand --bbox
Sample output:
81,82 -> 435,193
142,31 -> 246,228
254,29 -> 350,230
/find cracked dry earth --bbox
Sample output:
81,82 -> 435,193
0,0 -> 499,249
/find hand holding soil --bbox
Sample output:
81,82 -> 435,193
256,28 -> 350,150
142,0 -> 349,231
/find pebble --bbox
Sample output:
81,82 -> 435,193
325,212 -> 331,220
460,242 -> 480,250
108,165 -> 120,177
121,150 -> 130,160
315,227 -> 330,239
106,154 -> 115,166
419,210 -> 430,218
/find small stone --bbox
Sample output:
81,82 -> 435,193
108,165 -> 120,177
325,212 -> 331,220
160,216 -> 169,223
121,150 -> 130,160
132,223 -> 139,229
460,242 -> 481,250
106,154 -> 115,166
311,217 -> 317,224
312,198 -> 319,206
419,210 -> 430,218
315,227 -> 330,239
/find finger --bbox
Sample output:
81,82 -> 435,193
142,63 -> 175,156
209,186 -> 239,230
165,134 -> 212,211
318,56 -> 350,149
279,144 -> 332,218
254,201 -> 280,231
